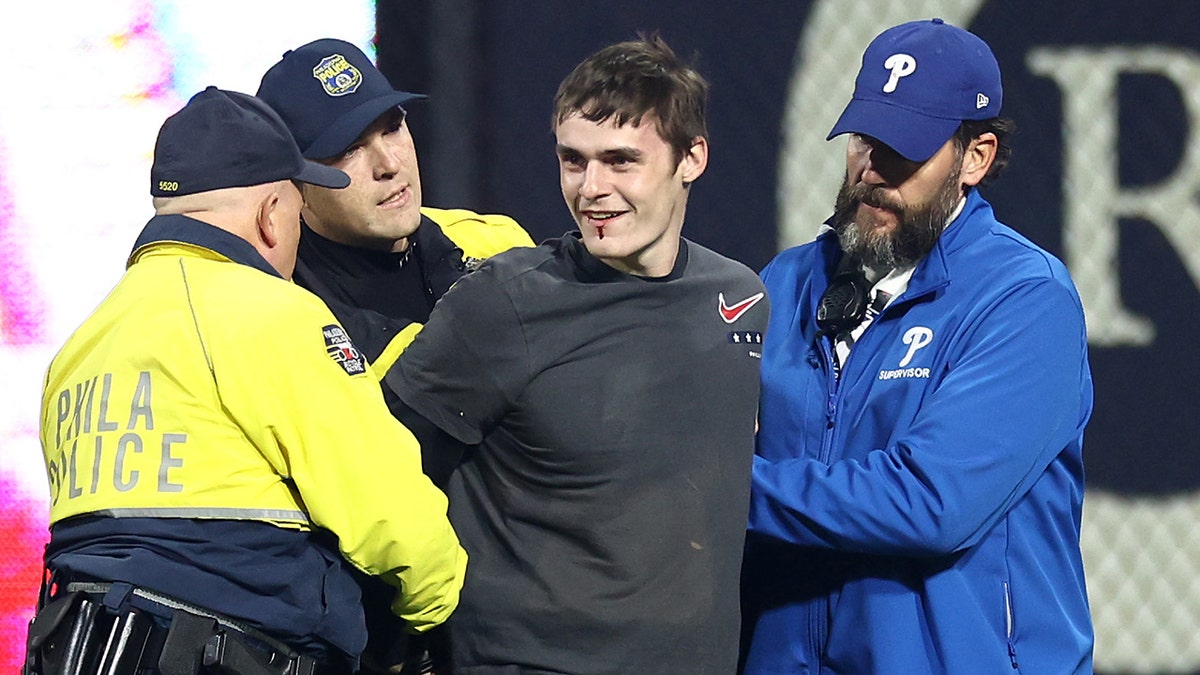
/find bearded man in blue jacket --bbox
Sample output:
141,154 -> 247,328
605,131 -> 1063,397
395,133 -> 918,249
741,18 -> 1094,674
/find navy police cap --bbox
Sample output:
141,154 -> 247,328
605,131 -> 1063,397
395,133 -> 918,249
150,87 -> 349,197
256,38 -> 426,160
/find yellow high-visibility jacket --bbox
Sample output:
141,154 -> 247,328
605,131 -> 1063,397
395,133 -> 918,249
41,214 -> 466,637
424,206 -> 534,261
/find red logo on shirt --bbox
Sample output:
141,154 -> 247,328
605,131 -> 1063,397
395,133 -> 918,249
718,292 -> 764,324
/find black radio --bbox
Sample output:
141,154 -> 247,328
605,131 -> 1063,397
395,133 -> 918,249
816,255 -> 870,336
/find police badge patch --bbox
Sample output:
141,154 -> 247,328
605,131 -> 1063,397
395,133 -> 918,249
322,325 -> 367,375
312,54 -> 363,97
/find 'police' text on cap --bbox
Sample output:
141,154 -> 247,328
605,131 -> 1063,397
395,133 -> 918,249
256,39 -> 426,160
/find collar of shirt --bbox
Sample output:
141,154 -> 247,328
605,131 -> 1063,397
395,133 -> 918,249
564,231 -> 690,282
128,214 -> 281,278
298,220 -> 415,276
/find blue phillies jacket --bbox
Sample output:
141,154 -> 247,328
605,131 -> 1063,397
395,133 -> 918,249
742,189 -> 1094,674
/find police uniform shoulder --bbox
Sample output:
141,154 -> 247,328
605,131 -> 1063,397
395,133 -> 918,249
217,272 -> 341,326
420,206 -> 535,258
285,280 -> 348,319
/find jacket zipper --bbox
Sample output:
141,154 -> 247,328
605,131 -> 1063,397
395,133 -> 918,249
818,337 -> 839,462
1005,581 -> 1019,669
814,336 -> 840,664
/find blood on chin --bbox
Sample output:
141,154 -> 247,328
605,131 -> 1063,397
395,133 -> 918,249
583,215 -> 621,240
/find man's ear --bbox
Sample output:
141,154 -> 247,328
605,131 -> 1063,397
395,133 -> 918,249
960,132 -> 997,188
680,136 -> 709,187
256,189 -> 282,248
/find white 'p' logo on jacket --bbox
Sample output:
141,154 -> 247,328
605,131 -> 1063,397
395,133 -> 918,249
899,326 -> 934,367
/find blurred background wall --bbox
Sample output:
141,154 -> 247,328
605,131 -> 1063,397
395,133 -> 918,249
2,1 -> 1197,673
0,1 -> 378,669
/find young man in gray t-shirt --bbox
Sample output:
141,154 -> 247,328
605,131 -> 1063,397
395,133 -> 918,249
389,35 -> 768,673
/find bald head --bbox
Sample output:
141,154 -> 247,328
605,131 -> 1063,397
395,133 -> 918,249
153,180 -> 305,279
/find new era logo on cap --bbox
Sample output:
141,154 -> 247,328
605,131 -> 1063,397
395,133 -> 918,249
878,49 -> 992,110
827,18 -> 1003,162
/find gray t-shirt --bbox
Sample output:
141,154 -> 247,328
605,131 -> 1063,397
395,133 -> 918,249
389,233 -> 768,674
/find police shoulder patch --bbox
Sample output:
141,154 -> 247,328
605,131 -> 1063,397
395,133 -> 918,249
322,324 -> 367,375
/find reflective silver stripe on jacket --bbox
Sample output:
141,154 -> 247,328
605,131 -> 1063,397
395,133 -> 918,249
93,507 -> 310,523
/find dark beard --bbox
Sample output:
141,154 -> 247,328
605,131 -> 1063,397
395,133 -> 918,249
831,168 -> 963,270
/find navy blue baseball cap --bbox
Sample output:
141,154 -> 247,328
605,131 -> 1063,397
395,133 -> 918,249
151,87 -> 350,197
256,38 -> 426,160
827,18 -> 1003,162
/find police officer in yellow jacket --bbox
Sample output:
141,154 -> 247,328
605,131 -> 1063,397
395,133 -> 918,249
256,41 -> 533,672
256,39 -> 535,384
26,87 -> 466,675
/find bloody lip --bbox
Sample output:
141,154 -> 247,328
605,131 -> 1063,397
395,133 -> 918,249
583,210 -> 622,238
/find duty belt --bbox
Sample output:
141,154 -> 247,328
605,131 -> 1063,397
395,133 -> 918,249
25,581 -> 331,675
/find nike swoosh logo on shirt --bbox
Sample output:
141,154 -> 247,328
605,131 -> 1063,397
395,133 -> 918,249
719,292 -> 765,324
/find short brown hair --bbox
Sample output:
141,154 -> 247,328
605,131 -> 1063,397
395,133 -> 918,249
953,117 -> 1016,184
552,34 -> 709,164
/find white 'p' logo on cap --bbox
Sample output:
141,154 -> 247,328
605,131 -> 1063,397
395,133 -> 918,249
882,53 -> 917,93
